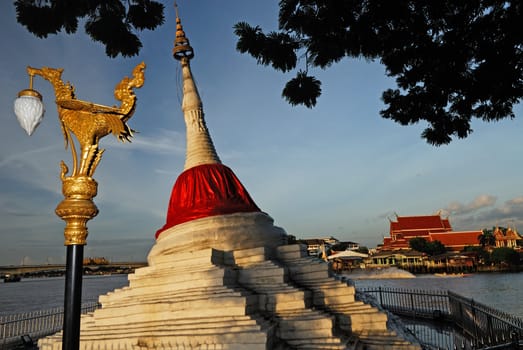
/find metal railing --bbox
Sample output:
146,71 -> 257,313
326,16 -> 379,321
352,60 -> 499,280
0,302 -> 100,349
448,291 -> 522,348
358,287 -> 522,349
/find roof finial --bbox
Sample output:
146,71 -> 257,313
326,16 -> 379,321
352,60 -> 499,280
173,3 -> 194,60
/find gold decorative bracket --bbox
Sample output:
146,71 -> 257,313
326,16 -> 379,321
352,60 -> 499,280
23,63 -> 146,245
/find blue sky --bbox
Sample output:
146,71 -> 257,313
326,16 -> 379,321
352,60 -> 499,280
1,1 -> 522,266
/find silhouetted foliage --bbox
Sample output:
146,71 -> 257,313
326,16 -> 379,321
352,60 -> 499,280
463,245 -> 491,264
356,246 -> 369,254
491,247 -> 520,265
478,228 -> 496,248
14,0 -> 165,58
409,237 -> 446,256
409,237 -> 428,253
330,243 -> 350,251
234,0 -> 523,145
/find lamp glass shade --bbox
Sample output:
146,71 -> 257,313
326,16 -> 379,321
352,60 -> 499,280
14,95 -> 45,136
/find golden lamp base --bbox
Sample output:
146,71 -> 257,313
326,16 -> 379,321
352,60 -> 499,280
55,176 -> 99,246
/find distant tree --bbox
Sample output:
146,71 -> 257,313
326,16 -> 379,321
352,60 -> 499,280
498,227 -> 508,234
234,0 -> 523,145
356,246 -> 369,254
409,237 -> 446,256
329,243 -> 346,252
491,247 -> 520,266
14,0 -> 165,58
428,240 -> 446,256
409,237 -> 429,253
463,245 -> 491,265
478,228 -> 496,248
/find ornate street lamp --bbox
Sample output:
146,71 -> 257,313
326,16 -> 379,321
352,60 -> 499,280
14,63 -> 146,350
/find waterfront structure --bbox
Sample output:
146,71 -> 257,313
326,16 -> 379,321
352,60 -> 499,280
297,238 -> 337,256
493,226 -> 521,249
328,250 -> 368,272
296,237 -> 362,257
364,250 -> 478,273
381,214 -> 482,251
426,252 -> 476,272
367,250 -> 425,268
39,8 -> 420,350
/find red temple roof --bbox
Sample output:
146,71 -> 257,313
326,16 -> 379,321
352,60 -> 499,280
429,231 -> 481,249
391,215 -> 452,233
382,214 -> 481,251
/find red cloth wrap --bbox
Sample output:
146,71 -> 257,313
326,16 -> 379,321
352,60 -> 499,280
155,163 -> 260,239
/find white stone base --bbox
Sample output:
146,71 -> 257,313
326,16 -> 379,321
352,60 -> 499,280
38,214 -> 420,350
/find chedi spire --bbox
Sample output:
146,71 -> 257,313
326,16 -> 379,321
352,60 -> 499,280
155,6 -> 261,238
173,5 -> 219,169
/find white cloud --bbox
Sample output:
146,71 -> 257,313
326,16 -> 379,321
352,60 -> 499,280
439,194 -> 497,216
107,129 -> 186,155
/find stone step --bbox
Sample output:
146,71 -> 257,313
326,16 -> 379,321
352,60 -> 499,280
268,299 -> 307,313
278,314 -> 334,331
226,246 -> 270,266
128,271 -> 238,291
288,342 -> 347,350
277,328 -> 337,341
306,280 -> 354,291
356,329 -> 399,337
147,247 -> 221,267
356,339 -> 421,350
276,244 -> 309,261
325,300 -> 371,310
249,284 -> 302,293
336,312 -> 388,333
130,264 -> 233,282
238,266 -> 285,285
313,294 -> 356,307
99,285 -> 250,307
92,299 -> 258,326
100,291 -> 258,313
285,338 -> 348,349
82,318 -> 273,336
289,272 -> 331,283
356,331 -> 420,348
78,331 -> 271,349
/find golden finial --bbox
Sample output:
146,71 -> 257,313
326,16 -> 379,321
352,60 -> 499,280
173,3 -> 194,60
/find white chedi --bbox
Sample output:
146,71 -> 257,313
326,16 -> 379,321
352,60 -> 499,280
14,95 -> 45,136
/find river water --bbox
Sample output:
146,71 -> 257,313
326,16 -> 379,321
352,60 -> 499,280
0,272 -> 522,319
0,274 -> 129,315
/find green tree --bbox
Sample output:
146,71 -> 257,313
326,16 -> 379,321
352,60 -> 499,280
409,237 -> 446,256
356,246 -> 369,254
464,245 -> 491,265
234,0 -> 523,145
409,237 -> 428,253
491,247 -> 520,266
427,240 -> 446,256
478,228 -> 496,248
14,0 -> 164,58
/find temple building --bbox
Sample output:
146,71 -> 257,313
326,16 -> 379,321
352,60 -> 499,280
380,214 -> 482,252
493,227 -> 522,249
